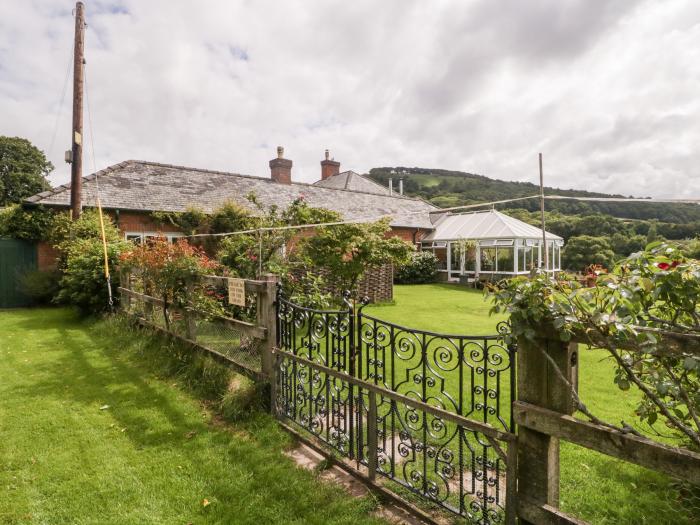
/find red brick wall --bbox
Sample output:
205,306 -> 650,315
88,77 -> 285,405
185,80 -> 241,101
114,211 -> 181,234
37,241 -> 59,271
386,227 -> 429,246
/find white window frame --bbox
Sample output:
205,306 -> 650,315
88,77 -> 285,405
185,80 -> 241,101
124,231 -> 186,244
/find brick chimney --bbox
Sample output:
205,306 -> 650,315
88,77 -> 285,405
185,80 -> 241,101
269,146 -> 292,184
320,149 -> 340,180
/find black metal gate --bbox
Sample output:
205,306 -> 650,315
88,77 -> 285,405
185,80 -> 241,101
274,291 -> 517,524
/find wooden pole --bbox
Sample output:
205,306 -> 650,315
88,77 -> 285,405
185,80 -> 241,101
539,153 -> 549,271
70,2 -> 86,220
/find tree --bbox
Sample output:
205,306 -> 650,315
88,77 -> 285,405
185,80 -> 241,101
297,218 -> 413,294
646,221 -> 661,245
0,204 -> 59,241
561,235 -> 615,271
610,233 -> 646,259
218,196 -> 339,279
0,137 -> 53,206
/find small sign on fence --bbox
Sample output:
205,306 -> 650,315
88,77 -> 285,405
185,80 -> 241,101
227,278 -> 246,306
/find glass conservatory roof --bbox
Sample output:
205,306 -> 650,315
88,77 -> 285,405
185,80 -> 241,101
423,210 -> 563,242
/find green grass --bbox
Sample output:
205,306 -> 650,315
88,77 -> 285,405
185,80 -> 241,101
0,308 -> 384,525
366,284 -> 698,525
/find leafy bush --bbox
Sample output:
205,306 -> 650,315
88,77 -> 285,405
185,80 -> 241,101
119,237 -> 220,326
54,210 -> 129,314
218,196 -> 340,279
18,269 -> 61,304
0,204 -> 61,241
490,242 -> 700,449
296,218 -> 413,294
395,251 -> 438,284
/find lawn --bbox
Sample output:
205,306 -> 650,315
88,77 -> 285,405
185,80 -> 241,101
0,308 -> 384,525
366,284 -> 697,525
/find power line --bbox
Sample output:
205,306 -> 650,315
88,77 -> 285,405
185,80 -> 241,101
182,194 -> 544,239
545,195 -> 700,205
178,190 -> 700,241
47,42 -> 74,159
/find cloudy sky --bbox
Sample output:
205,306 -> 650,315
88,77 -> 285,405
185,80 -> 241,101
1,0 -> 699,197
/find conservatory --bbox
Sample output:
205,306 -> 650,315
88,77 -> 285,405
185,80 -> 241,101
421,210 -> 564,282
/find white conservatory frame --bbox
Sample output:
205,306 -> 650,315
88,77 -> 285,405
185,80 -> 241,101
420,210 -> 564,282
423,238 -> 563,282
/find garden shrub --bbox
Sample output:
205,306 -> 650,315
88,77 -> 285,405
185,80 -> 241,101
19,269 -> 61,304
54,210 -> 130,314
491,242 -> 700,449
296,217 -> 413,294
395,251 -> 438,284
119,237 -> 222,326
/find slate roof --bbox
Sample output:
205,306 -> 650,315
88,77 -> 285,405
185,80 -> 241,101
26,160 -> 438,229
422,210 -> 563,242
313,170 -> 391,195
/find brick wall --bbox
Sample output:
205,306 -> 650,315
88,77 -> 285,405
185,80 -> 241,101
114,211 -> 181,234
37,241 -> 59,271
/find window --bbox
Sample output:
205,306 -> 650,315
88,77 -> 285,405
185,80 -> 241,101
521,245 -> 534,272
125,234 -> 143,245
496,246 -> 515,273
481,247 -> 497,271
125,232 -> 185,244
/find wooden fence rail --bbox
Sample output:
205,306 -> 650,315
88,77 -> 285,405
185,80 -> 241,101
515,330 -> 699,524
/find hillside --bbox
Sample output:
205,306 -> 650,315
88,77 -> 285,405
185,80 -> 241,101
368,167 -> 700,224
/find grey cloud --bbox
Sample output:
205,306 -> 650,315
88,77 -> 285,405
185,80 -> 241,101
0,0 -> 698,199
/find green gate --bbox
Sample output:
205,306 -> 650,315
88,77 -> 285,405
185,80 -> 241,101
0,238 -> 37,308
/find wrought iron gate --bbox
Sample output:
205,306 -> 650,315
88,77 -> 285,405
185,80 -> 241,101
274,290 -> 517,524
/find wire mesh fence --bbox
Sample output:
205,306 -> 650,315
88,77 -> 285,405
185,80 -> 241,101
195,315 -> 262,373
120,283 -> 264,376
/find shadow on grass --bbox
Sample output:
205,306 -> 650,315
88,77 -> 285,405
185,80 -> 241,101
2,309 -> 382,524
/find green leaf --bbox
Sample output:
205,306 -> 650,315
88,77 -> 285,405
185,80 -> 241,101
683,357 -> 697,371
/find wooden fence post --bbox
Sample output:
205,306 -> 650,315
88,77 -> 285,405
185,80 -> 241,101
516,331 -> 578,524
120,269 -> 131,311
184,284 -> 197,342
258,274 -> 278,410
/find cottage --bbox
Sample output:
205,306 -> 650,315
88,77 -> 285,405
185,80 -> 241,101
25,149 -> 438,262
24,149 -> 563,292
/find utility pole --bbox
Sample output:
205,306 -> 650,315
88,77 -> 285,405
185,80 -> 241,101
539,152 -> 549,271
69,1 -> 86,220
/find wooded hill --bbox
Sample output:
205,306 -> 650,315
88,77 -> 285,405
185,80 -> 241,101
368,167 -> 700,226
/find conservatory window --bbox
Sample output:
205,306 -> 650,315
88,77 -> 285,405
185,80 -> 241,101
497,246 -> 515,273
481,247 -> 497,271
521,244 -> 535,272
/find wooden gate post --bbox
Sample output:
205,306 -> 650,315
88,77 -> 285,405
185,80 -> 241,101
258,273 -> 278,392
516,332 -> 578,524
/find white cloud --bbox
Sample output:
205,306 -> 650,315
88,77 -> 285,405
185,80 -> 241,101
1,0 -> 699,198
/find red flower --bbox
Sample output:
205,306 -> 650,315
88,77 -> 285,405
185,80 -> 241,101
657,262 -> 670,270
671,260 -> 680,268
